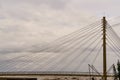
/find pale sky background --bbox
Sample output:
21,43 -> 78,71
0,0 -> 120,72
0,0 -> 120,54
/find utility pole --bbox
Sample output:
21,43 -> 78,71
102,17 -> 107,80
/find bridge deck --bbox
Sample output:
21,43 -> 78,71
0,72 -> 114,77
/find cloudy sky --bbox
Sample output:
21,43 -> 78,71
0,0 -> 120,72
0,0 -> 120,54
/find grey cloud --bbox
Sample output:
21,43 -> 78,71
0,0 -> 96,54
0,0 -> 120,73
27,0 -> 69,9
0,0 -> 69,10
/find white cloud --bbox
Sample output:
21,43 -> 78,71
0,0 -> 97,53
0,0 -> 120,73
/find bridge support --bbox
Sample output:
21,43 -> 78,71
102,17 -> 107,80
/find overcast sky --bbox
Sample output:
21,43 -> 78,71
0,0 -> 120,53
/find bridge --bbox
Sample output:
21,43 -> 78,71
0,17 -> 120,80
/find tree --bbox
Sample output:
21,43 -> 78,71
117,60 -> 120,80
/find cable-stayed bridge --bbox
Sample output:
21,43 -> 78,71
0,17 -> 120,79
